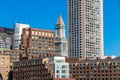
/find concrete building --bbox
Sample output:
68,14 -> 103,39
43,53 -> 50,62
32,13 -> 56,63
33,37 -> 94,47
20,28 -> 55,56
0,27 -> 14,50
55,14 -> 68,57
13,23 -> 30,50
13,56 -> 74,80
66,57 -> 120,80
68,0 -> 104,59
48,56 -> 69,78
0,33 -> 11,50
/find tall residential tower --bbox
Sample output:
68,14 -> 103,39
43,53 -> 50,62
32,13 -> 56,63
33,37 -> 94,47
68,0 -> 103,59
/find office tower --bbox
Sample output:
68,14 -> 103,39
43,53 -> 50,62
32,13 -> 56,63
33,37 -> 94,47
20,28 -> 55,56
55,14 -> 68,57
13,23 -> 30,50
68,0 -> 103,59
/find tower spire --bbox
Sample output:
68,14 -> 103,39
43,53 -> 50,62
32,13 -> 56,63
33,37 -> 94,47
54,14 -> 68,57
56,13 -> 65,29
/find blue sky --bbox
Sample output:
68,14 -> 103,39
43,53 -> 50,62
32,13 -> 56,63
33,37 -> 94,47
0,0 -> 120,56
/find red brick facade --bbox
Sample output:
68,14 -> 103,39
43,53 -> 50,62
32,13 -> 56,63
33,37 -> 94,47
20,28 -> 55,57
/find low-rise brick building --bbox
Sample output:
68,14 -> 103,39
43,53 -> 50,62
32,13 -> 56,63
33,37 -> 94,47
13,55 -> 75,80
66,57 -> 120,80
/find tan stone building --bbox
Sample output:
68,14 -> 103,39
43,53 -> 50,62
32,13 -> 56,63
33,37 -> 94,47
66,57 -> 120,80
20,28 -> 55,57
0,50 -> 23,80
0,51 -> 10,80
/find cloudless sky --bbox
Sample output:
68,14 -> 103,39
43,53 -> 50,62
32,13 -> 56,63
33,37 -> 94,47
0,0 -> 120,56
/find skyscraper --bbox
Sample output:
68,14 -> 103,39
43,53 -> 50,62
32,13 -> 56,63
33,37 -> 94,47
55,14 -> 68,57
68,0 -> 103,59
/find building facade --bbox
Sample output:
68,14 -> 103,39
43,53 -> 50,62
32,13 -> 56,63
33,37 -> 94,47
48,56 -> 69,78
13,57 -> 53,80
0,51 -> 10,80
68,0 -> 104,59
0,50 -> 23,68
0,50 -> 22,80
55,14 -> 68,57
20,28 -> 55,56
13,56 -> 73,80
8,50 -> 24,69
0,27 -> 14,50
0,33 -> 11,50
0,27 -> 14,35
13,23 -> 30,50
66,57 -> 120,80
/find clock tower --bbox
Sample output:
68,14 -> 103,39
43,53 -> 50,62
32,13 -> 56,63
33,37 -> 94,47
55,14 -> 68,57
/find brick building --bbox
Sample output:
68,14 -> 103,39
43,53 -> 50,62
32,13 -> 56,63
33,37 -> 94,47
20,28 -> 55,57
66,57 -> 120,80
13,57 -> 53,80
13,55 -> 75,80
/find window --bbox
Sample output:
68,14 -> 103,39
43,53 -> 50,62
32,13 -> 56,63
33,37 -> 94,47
26,31 -> 29,35
56,60 -> 63,63
57,75 -> 60,78
32,36 -> 34,39
63,44 -> 66,50
32,31 -> 34,35
42,32 -> 44,36
62,75 -> 66,78
1,57 -> 4,64
49,33 -> 51,36
62,65 -> 66,68
35,31 -> 38,35
62,70 -> 66,73
56,70 -> 60,73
